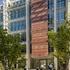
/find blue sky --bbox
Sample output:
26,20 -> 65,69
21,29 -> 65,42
0,0 -> 3,5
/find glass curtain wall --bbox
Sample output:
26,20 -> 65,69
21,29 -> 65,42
48,0 -> 65,30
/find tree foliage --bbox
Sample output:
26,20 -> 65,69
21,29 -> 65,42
48,20 -> 70,70
0,28 -> 25,70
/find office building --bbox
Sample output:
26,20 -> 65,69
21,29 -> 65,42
0,0 -> 30,69
48,0 -> 70,30
48,0 -> 70,51
0,0 -> 48,68
0,0 -> 48,57
0,0 -> 26,44
48,0 -> 70,70
31,0 -> 48,69
31,0 -> 48,58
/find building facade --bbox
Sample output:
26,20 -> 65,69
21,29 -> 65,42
31,0 -> 48,69
0,0 -> 30,69
0,0 -> 69,57
48,0 -> 66,31
67,0 -> 70,20
31,0 -> 48,59
0,0 -> 26,44
0,0 -> 48,57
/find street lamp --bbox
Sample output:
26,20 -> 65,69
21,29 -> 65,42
54,0 -> 57,70
26,0 -> 30,70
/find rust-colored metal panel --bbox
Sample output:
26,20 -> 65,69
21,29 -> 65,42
31,0 -> 48,59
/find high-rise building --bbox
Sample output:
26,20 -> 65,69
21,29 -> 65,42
0,0 -> 30,69
31,0 -> 48,58
48,0 -> 70,70
48,0 -> 70,52
0,0 -> 26,44
48,0 -> 66,30
31,0 -> 48,69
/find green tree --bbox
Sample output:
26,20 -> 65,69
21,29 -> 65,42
0,28 -> 25,70
48,21 -> 70,70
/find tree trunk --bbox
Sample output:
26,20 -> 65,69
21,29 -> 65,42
16,60 -> 18,70
69,59 -> 70,70
3,56 -> 9,70
5,59 -> 9,70
12,64 -> 14,70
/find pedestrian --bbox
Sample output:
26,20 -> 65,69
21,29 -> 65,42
48,63 -> 53,70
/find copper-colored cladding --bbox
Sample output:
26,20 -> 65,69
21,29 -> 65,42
31,0 -> 48,58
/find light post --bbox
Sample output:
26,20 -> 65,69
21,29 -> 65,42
54,0 -> 58,70
26,0 -> 30,70
54,0 -> 57,32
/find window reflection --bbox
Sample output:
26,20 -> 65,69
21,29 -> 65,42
9,20 -> 26,31
48,0 -> 65,29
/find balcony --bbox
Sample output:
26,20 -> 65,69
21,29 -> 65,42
8,0 -> 26,9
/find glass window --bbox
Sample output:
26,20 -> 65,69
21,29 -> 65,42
48,0 -> 65,30
9,7 -> 26,20
0,13 -> 3,22
56,10 -> 64,23
57,0 -> 65,8
9,20 -> 26,31
48,0 -> 54,9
